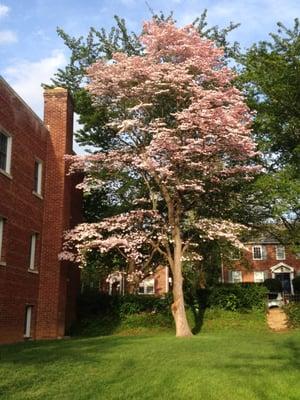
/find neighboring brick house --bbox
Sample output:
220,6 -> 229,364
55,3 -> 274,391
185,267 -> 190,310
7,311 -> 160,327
103,265 -> 171,296
0,77 -> 81,344
223,237 -> 300,293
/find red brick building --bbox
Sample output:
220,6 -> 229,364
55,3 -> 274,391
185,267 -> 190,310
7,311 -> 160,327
103,266 -> 170,296
223,238 -> 300,293
0,77 -> 81,344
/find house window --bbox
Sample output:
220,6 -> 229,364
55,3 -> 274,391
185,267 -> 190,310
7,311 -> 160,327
254,271 -> 265,283
29,233 -> 38,270
230,270 -> 242,283
139,278 -> 155,294
0,217 -> 4,261
0,131 -> 12,174
253,245 -> 264,260
276,245 -> 286,260
24,306 -> 33,338
33,160 -> 43,195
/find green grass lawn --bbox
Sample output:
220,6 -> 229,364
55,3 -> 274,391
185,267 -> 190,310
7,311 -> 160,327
1,310 -> 300,400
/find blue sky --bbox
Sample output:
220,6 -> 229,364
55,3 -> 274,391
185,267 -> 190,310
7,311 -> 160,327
0,0 -> 300,147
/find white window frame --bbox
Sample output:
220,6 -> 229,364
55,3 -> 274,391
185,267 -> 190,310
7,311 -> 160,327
0,131 -> 12,175
24,305 -> 33,338
275,245 -> 286,261
29,233 -> 38,271
139,278 -> 155,295
33,159 -> 43,196
252,245 -> 263,260
254,271 -> 265,283
230,270 -> 242,283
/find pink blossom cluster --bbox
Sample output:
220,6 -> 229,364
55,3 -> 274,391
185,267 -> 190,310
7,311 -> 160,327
63,19 -> 260,273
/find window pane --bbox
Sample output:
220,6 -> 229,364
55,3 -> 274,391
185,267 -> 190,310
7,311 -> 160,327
232,271 -> 242,283
34,161 -> 42,194
34,162 -> 39,192
29,234 -> 37,270
276,246 -> 285,260
0,132 -> 8,171
24,306 -> 32,337
146,285 -> 154,294
138,285 -> 145,294
253,246 -> 262,259
254,271 -> 264,283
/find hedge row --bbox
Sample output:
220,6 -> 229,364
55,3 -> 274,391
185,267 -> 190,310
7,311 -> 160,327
190,284 -> 268,311
79,283 -> 268,318
78,291 -> 173,318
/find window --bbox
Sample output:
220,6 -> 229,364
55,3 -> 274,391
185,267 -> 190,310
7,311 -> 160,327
254,271 -> 265,283
229,270 -> 242,283
29,233 -> 38,270
276,245 -> 286,260
252,245 -> 266,260
139,278 -> 155,294
33,160 -> 43,195
0,131 -> 12,174
0,217 -> 4,262
24,306 -> 33,338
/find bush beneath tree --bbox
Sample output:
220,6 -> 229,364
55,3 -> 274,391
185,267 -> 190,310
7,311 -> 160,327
263,278 -> 283,293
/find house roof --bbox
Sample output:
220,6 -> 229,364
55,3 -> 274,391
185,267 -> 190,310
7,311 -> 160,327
246,236 -> 281,245
0,76 -> 47,130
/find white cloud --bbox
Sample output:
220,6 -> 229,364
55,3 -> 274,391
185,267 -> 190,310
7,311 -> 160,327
0,4 -> 9,18
3,50 -> 90,153
0,30 -> 17,44
4,50 -> 67,117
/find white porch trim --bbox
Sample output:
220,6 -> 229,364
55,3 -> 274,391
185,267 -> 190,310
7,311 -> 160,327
270,263 -> 294,294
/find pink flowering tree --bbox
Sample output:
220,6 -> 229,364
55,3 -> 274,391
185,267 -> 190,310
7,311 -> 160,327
62,19 -> 259,337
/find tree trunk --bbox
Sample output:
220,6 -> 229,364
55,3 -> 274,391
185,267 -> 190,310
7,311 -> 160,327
161,185 -> 192,336
171,231 -> 193,337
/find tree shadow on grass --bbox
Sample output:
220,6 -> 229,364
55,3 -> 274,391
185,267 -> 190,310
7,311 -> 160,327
71,314 -> 122,337
190,304 -> 207,335
0,334 -> 149,367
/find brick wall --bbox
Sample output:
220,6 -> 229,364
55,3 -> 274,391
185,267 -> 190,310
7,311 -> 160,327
36,88 -> 80,339
225,243 -> 300,283
0,80 -> 81,343
0,78 -> 48,343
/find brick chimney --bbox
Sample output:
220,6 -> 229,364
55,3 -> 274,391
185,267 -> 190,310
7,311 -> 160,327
36,88 -> 78,339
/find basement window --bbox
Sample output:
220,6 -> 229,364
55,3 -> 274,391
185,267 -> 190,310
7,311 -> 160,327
24,305 -> 33,338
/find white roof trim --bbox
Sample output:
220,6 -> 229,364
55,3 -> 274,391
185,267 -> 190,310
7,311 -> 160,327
270,263 -> 294,272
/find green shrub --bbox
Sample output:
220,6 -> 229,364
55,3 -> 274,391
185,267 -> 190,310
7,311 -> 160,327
118,294 -> 172,317
283,302 -> 300,328
263,278 -> 282,292
77,290 -> 173,319
194,284 -> 267,311
292,276 -> 300,294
